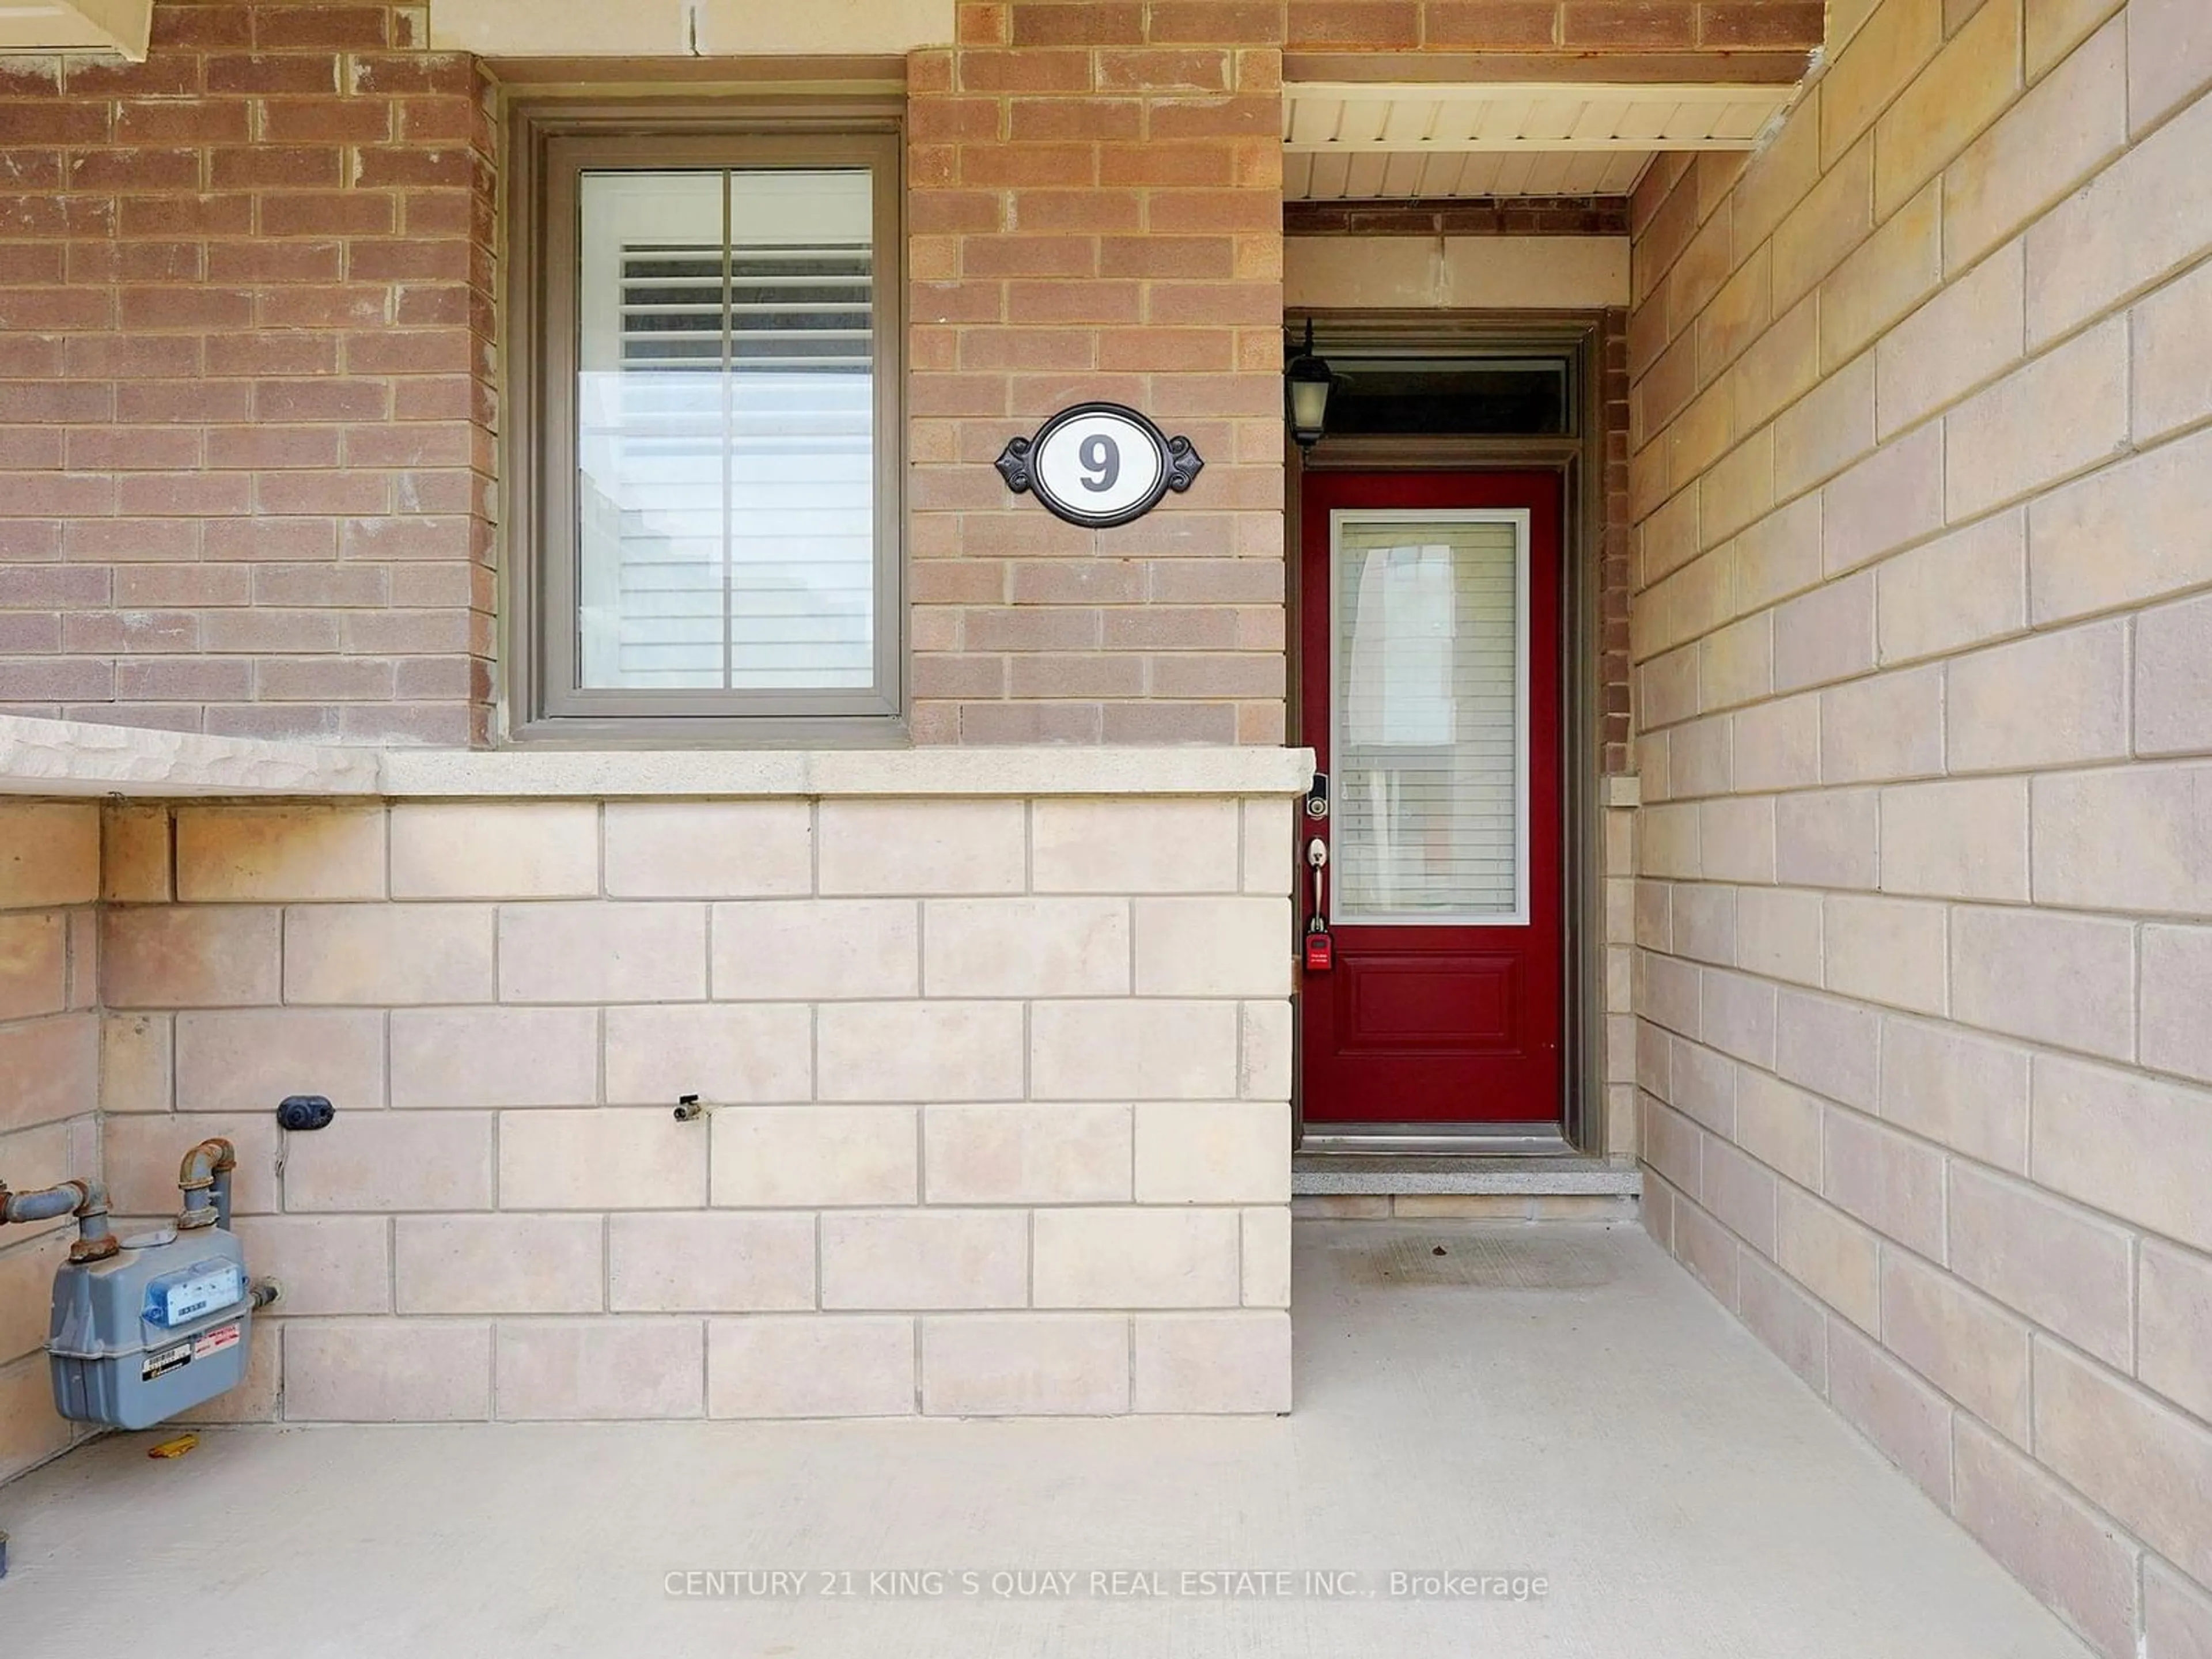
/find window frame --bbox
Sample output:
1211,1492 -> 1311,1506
506,101 -> 906,745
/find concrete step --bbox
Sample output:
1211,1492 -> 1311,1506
1291,1153 -> 1641,1219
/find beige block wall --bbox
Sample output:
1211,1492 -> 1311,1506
0,800 -> 101,1483
1284,235 -> 1631,310
1628,2 -> 2212,1652
429,0 -> 957,55
97,793 -> 1294,1423
1604,800 -> 1638,1157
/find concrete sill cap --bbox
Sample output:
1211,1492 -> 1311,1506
0,715 -> 1315,801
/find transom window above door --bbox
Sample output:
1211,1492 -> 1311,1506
510,114 -> 903,742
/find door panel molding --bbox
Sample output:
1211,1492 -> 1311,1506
1342,955 -> 1523,1050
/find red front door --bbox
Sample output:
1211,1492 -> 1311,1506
1297,471 -> 1564,1128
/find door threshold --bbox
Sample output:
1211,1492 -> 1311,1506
1299,1122 -> 1570,1157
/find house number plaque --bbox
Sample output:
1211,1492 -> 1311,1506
994,403 -> 1204,529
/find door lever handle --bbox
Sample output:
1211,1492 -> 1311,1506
1302,836 -> 1334,970
1305,837 -> 1328,932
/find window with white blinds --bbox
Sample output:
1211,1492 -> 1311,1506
574,166 -> 880,696
1330,510 -> 1529,925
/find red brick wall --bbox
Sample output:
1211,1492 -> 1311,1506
1283,0 -> 1824,52
0,0 -> 1809,752
1600,302 -> 1631,774
0,0 -> 495,745
906,0 -> 1288,744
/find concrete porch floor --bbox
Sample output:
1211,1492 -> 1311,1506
0,1221 -> 2088,1658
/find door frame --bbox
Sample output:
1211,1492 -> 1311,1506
1286,310 -> 1611,1156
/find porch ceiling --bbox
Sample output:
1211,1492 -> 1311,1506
1282,80 -> 1796,200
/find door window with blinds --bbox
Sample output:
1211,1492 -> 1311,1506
1329,509 -> 1531,925
519,127 -> 902,736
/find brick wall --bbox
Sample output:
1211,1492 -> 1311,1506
0,801 -> 100,1484
906,0 -> 1785,748
906,0 -> 1287,744
1599,305 -> 1630,776
95,790 -> 1296,1421
1627,0 -> 2212,1651
0,0 -> 1820,752
1286,196 -> 1632,236
1281,1 -> 1823,51
0,1 -> 497,746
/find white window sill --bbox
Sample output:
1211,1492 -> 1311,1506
0,715 -> 1314,801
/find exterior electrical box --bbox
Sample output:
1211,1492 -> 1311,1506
48,1226 -> 255,1430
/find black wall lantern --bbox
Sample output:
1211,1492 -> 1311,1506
1284,319 -> 1334,449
